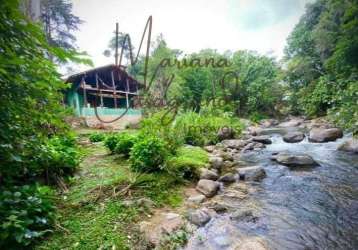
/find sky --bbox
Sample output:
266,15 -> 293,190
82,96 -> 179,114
72,0 -> 314,69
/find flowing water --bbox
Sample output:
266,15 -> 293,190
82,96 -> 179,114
185,129 -> 358,250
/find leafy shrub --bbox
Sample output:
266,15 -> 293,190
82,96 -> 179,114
166,146 -> 209,180
89,132 -> 106,142
104,134 -> 120,153
36,134 -> 81,176
173,112 -> 243,146
130,135 -> 168,173
0,185 -> 55,248
139,111 -> 185,154
249,112 -> 268,123
114,133 -> 138,157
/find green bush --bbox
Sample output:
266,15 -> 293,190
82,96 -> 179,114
114,133 -> 138,157
89,132 -> 106,143
130,135 -> 168,173
249,112 -> 268,123
139,111 -> 185,154
36,134 -> 80,177
173,112 -> 243,146
104,134 -> 120,153
166,146 -> 209,180
0,185 -> 55,248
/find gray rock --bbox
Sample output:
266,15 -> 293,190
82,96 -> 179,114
188,194 -> 206,204
248,126 -> 263,136
218,173 -> 236,183
236,237 -> 268,250
137,198 -> 155,209
187,208 -> 211,226
252,135 -> 272,144
237,166 -> 266,181
139,212 -> 184,246
196,180 -> 220,197
230,208 -> 255,221
200,168 -> 219,180
278,119 -> 303,128
283,131 -> 305,143
213,235 -> 231,247
309,128 -> 343,142
221,139 -> 248,149
274,153 -> 318,167
259,119 -> 279,128
223,160 -> 235,168
338,139 -> 358,154
217,127 -> 235,141
124,198 -> 154,209
242,142 -> 265,152
221,152 -> 234,161
209,156 -> 224,169
209,202 -> 229,213
204,145 -> 215,152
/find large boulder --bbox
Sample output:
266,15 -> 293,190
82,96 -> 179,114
251,135 -> 272,144
338,139 -> 358,154
309,128 -> 343,142
209,156 -> 224,170
273,153 -> 318,167
278,119 -> 303,128
283,131 -> 305,143
199,168 -> 219,181
204,145 -> 216,153
218,173 -> 236,183
139,212 -> 184,246
237,166 -> 266,181
217,127 -> 235,141
230,208 -> 256,221
187,208 -> 211,226
196,179 -> 220,197
259,119 -> 279,128
187,194 -> 206,204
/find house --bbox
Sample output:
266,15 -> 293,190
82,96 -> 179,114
64,64 -> 142,118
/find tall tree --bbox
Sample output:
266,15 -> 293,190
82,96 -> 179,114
284,0 -> 358,130
41,0 -> 82,51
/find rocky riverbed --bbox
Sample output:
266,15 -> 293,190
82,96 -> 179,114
140,117 -> 358,249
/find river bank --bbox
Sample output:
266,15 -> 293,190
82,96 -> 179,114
139,117 -> 358,249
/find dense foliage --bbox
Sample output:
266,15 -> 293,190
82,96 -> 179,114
89,132 -> 106,142
0,1 -> 86,247
114,133 -> 138,156
0,1 -> 86,183
0,185 -> 55,248
129,135 -> 168,173
41,0 -> 82,51
125,36 -> 283,118
284,0 -> 358,131
37,134 -> 81,177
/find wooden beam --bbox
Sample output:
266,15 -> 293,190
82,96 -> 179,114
111,70 -> 118,108
95,73 -> 104,107
82,77 -> 87,108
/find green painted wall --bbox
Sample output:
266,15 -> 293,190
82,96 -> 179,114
65,87 -> 141,117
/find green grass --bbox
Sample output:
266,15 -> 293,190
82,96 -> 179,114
36,138 -> 185,250
166,146 -> 209,179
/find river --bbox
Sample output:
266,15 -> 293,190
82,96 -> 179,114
185,129 -> 358,250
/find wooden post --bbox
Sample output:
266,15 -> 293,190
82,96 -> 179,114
126,78 -> 130,108
82,78 -> 87,108
111,70 -> 117,108
115,23 -> 119,66
95,73 -> 104,107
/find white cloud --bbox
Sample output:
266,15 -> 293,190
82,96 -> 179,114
71,0 -> 313,70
